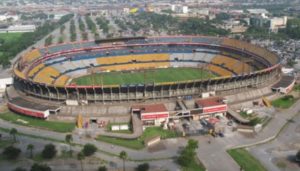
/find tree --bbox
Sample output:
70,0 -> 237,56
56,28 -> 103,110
177,139 -> 199,167
27,144 -> 34,158
42,144 -> 57,159
98,166 -> 107,171
136,163 -> 149,171
2,146 -> 21,160
10,128 -> 18,143
82,143 -> 97,156
30,163 -> 51,171
77,152 -> 85,171
119,151 -> 128,171
65,134 -> 73,152
13,167 -> 27,171
296,150 -> 300,162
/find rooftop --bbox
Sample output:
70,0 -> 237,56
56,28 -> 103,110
196,97 -> 225,108
132,104 -> 168,113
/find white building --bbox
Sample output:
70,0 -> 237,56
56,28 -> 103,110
270,16 -> 288,32
0,25 -> 36,33
0,14 -> 19,21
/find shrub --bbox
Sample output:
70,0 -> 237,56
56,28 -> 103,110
30,163 -> 51,171
2,146 -> 21,160
136,163 -> 150,171
98,166 -> 107,171
42,144 -> 56,159
82,143 -> 97,156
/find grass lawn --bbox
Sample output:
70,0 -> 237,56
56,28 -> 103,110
271,95 -> 297,109
227,148 -> 267,171
96,127 -> 179,150
0,33 -> 23,43
72,67 -> 215,85
0,111 -> 75,133
182,157 -> 206,171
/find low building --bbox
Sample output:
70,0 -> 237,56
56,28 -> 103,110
191,97 -> 228,119
132,104 -> 169,127
0,25 -> 36,33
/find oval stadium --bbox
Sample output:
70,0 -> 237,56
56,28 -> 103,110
8,36 -> 283,119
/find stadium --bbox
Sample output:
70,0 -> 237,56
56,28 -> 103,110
8,36 -> 282,119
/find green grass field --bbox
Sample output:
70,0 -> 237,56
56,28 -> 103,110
72,67 -> 215,85
0,33 -> 23,42
227,148 -> 267,171
0,111 -> 75,133
271,95 -> 297,109
96,127 -> 179,150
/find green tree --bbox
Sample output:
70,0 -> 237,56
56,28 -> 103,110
296,150 -> 300,161
2,146 -> 21,160
98,166 -> 107,171
13,167 -> 27,171
82,143 -> 97,156
42,144 -> 57,159
286,18 -> 300,39
65,134 -> 73,152
10,128 -> 18,143
177,139 -> 199,167
27,144 -> 34,158
77,152 -> 85,171
119,151 -> 128,171
30,163 -> 51,171
136,163 -> 149,171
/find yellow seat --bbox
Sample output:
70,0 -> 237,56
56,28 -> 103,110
28,63 -> 45,77
54,75 -> 70,86
23,49 -> 41,62
33,66 -> 60,84
208,64 -> 232,76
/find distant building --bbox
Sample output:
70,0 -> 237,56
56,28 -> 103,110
0,14 -> 19,21
171,4 -> 189,14
0,25 -> 36,33
247,9 -> 269,15
250,15 -> 287,33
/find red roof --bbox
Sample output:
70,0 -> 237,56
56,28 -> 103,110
132,104 -> 168,114
196,97 -> 225,108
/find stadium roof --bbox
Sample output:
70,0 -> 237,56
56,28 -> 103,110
196,97 -> 225,108
10,97 -> 59,112
132,104 -> 168,114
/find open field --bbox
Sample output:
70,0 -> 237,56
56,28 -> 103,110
227,148 -> 267,171
0,111 -> 75,133
271,95 -> 297,109
96,127 -> 179,150
72,67 -> 215,85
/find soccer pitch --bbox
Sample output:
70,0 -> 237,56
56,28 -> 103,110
72,67 -> 216,86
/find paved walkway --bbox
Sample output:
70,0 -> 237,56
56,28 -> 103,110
195,99 -> 300,171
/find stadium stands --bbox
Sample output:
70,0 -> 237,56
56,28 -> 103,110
33,66 -> 60,84
23,49 -> 41,62
96,54 -> 170,65
207,64 -> 233,76
97,62 -> 170,71
54,75 -> 70,86
210,55 -> 250,75
28,63 -> 45,77
222,38 -> 278,65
